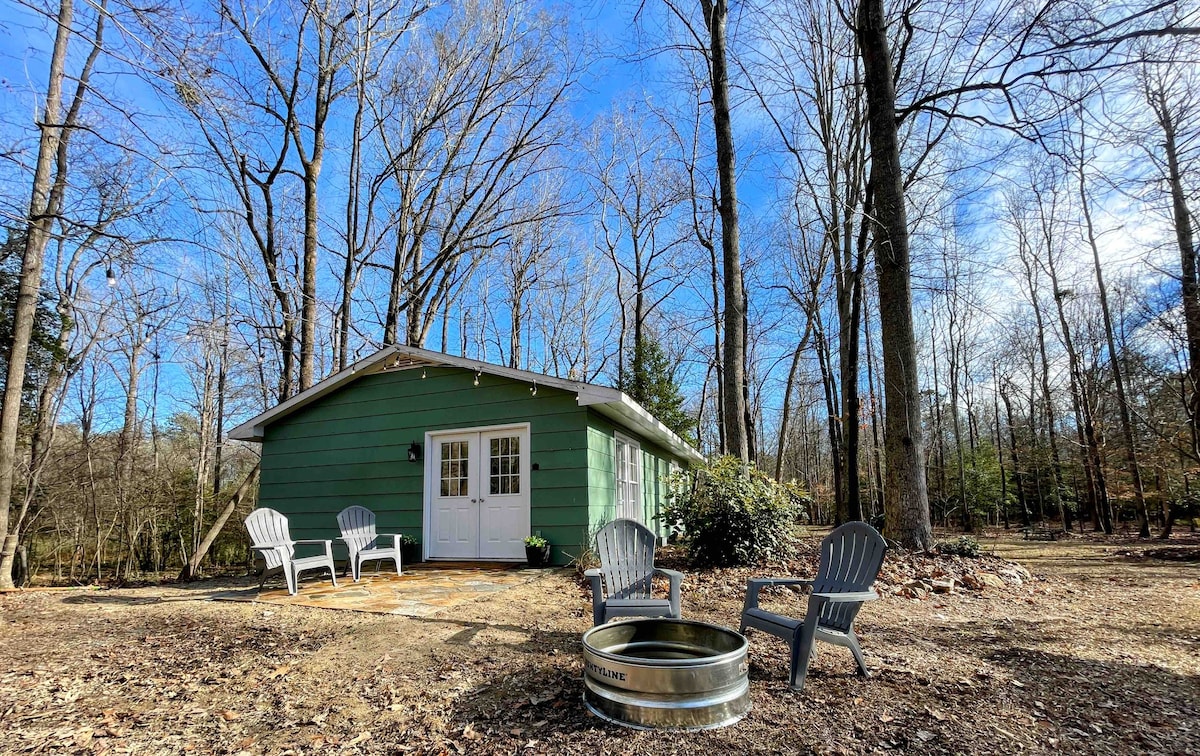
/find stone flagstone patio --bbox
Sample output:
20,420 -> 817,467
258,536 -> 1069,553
214,562 -> 557,617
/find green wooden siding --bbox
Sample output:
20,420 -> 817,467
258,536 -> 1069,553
259,366 -> 590,564
584,410 -> 686,540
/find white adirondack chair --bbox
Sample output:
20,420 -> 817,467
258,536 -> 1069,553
336,505 -> 403,581
740,521 -> 887,691
244,507 -> 338,596
585,518 -> 683,626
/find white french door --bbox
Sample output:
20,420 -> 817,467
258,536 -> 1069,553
427,426 -> 530,560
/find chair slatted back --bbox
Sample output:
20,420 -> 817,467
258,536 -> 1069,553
337,505 -> 378,554
596,518 -> 658,600
812,521 -> 887,632
244,508 -> 294,570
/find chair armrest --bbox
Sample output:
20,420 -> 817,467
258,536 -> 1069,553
584,569 -> 605,626
654,568 -> 683,618
810,590 -> 878,604
292,539 -> 334,562
376,533 -> 404,549
744,578 -> 813,611
251,543 -> 291,555
250,544 -> 291,569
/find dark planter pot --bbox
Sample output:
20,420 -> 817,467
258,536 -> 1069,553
402,543 -> 422,565
525,544 -> 551,567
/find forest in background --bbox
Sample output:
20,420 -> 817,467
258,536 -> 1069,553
1,0 -> 1198,585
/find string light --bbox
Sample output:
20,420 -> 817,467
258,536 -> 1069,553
105,268 -> 117,287
473,368 -> 481,386
530,381 -> 537,396
421,367 -> 426,378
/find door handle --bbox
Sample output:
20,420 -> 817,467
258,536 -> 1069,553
470,499 -> 477,503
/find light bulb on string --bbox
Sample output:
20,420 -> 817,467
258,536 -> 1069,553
105,268 -> 117,287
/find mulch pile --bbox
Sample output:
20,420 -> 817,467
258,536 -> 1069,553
651,538 -> 1035,605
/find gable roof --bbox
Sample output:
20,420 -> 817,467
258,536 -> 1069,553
227,344 -> 705,464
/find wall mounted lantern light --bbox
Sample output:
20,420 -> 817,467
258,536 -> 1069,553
408,441 -> 423,463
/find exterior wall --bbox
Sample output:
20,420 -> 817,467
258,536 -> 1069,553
258,366 -> 589,564
584,410 -> 687,542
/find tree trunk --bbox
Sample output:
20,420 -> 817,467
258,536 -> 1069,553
1044,249 -> 1108,532
929,319 -> 947,526
1020,251 -> 1070,530
1077,126 -> 1150,537
1150,84 -> 1200,463
815,315 -> 845,523
776,342 -> 805,482
992,364 -> 1008,529
0,0 -> 102,589
856,0 -> 932,550
840,258 -> 867,522
179,464 -> 260,581
702,0 -> 749,462
1001,381 -> 1031,528
865,302 -> 885,518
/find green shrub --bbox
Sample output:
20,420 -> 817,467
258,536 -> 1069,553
661,456 -> 799,567
937,536 -> 982,558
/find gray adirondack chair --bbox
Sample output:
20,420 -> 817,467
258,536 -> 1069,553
244,507 -> 338,596
740,521 -> 886,691
585,518 -> 683,626
336,505 -> 403,581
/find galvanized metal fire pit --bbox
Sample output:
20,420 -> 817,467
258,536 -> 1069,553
581,618 -> 750,730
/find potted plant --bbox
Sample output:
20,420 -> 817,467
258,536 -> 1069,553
399,534 -> 421,565
524,535 -> 551,567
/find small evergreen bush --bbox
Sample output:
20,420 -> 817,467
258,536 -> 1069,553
662,456 -> 799,567
937,535 -> 982,558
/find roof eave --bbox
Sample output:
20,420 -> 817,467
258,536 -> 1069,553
225,345 -> 706,464
586,394 -> 705,465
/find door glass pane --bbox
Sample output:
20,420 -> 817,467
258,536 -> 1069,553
441,440 -> 469,497
489,435 -> 520,495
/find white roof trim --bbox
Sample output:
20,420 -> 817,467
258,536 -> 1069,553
227,345 -> 704,464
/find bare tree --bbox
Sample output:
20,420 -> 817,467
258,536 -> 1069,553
856,0 -> 933,549
587,108 -> 690,384
745,0 -> 870,518
0,0 -> 107,588
652,0 -> 751,461
1074,116 -> 1152,537
1140,44 -> 1200,462
371,0 -> 576,349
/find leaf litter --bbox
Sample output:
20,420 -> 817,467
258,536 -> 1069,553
0,532 -> 1196,754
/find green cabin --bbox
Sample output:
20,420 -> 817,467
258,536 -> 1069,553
228,345 -> 703,565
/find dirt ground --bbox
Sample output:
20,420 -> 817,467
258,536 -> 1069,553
1,530 -> 1197,755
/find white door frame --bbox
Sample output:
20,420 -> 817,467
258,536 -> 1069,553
423,422 -> 531,561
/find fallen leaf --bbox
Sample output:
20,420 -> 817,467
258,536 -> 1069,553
880,714 -> 895,723
345,731 -> 371,746
219,710 -> 241,721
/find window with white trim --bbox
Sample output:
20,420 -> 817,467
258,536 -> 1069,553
614,433 -> 642,521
